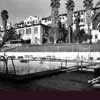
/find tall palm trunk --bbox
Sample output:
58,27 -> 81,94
1,10 -> 9,74
50,0 -> 60,44
83,0 -> 93,44
2,20 -> 7,44
1,10 -> 9,47
66,0 -> 75,43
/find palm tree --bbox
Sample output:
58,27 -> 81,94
50,0 -> 60,44
75,12 -> 81,43
1,10 -> 9,46
66,0 -> 75,43
0,10 -> 9,74
83,0 -> 93,44
50,0 -> 60,27
83,0 -> 93,9
50,0 -> 60,8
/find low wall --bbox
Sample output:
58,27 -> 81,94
1,44 -> 100,61
3,43 -> 100,52
0,52 -> 100,61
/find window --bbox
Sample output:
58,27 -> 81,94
90,35 -> 93,39
30,21 -> 33,25
62,24 -> 65,27
48,18 -> 51,21
18,56 -> 23,59
35,20 -> 38,24
26,28 -> 31,34
33,21 -> 34,24
62,17 -> 64,19
18,29 -> 24,35
95,35 -> 98,39
80,11 -> 84,15
34,37 -> 40,44
80,18 -> 84,22
34,27 -> 38,34
74,13 -> 77,17
0,33 -> 2,37
27,21 -> 30,25
74,19 -> 76,24
45,20 -> 47,23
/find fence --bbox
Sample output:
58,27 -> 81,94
3,43 -> 100,52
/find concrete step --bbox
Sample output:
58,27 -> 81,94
60,66 -> 78,72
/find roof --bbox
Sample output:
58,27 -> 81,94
0,24 -> 51,32
15,23 -> 51,29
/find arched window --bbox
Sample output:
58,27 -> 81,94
49,37 -> 54,43
34,37 -> 40,44
26,28 -> 31,34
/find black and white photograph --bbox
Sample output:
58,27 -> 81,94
0,0 -> 100,92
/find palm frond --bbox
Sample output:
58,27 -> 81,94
50,0 -> 60,8
83,0 -> 93,9
1,10 -> 9,20
66,0 -> 75,11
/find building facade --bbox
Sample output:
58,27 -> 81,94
15,24 -> 48,45
1,4 -> 100,44
41,6 -> 100,43
13,16 -> 49,45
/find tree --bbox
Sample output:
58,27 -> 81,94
74,12 -> 81,43
83,0 -> 93,9
73,29 -> 90,43
83,0 -> 93,44
66,0 -> 75,43
48,27 -> 58,44
6,27 -> 18,41
50,0 -> 60,27
50,0 -> 60,8
1,10 -> 9,46
50,0 -> 61,44
79,29 -> 90,43
57,20 -> 68,43
42,27 -> 49,44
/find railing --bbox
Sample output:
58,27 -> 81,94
2,43 -> 100,52
0,56 -> 16,75
88,77 -> 100,84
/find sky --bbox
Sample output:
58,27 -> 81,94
0,0 -> 99,24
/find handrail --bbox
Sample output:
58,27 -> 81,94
0,56 -> 8,74
0,55 -> 16,75
88,76 -> 100,84
7,56 -> 16,75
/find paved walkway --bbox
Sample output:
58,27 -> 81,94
28,72 -> 95,91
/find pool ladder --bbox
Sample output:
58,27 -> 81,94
0,56 -> 16,75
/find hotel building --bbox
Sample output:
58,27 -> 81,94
1,4 -> 100,44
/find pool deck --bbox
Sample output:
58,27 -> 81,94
31,71 -> 95,91
0,70 -> 97,91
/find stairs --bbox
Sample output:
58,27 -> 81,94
60,66 -> 78,72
